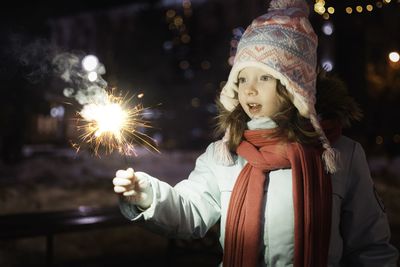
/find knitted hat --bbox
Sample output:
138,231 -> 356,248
218,0 -> 339,173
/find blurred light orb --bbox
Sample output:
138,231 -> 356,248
201,60 -> 211,70
366,5 -> 373,11
166,9 -> 176,18
327,7 -> 335,14
182,0 -> 191,9
82,55 -> 99,72
174,16 -> 183,27
345,7 -> 353,14
321,60 -> 334,72
63,87 -> 74,97
376,136 -> 383,145
179,60 -> 190,69
314,2 -> 326,14
142,109 -> 154,119
393,134 -> 400,143
191,97 -> 200,108
389,52 -> 400,63
322,22 -> 334,35
206,103 -> 217,114
163,41 -> 173,51
184,69 -> 194,79
181,34 -> 191,43
88,71 -> 98,82
50,106 -> 65,118
356,6 -> 363,13
152,133 -> 163,145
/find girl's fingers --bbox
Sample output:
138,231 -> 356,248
123,190 -> 138,197
116,170 -> 127,178
114,186 -> 126,193
116,169 -> 135,179
127,168 -> 134,176
113,177 -> 132,186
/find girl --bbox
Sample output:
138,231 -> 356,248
112,0 -> 399,266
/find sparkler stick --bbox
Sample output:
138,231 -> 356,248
74,89 -> 159,160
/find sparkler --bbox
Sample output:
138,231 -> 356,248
75,90 -> 159,157
55,53 -> 159,157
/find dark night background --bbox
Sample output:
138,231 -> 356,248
0,0 -> 399,266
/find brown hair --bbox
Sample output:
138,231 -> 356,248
214,72 -> 362,152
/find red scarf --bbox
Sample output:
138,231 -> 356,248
223,125 -> 341,267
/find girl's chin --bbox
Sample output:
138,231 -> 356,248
248,114 -> 267,119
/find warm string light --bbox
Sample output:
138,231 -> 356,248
314,0 -> 395,18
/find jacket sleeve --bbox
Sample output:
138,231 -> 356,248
119,143 -> 221,239
340,142 -> 399,266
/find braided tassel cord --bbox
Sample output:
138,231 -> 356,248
214,128 -> 235,166
309,113 -> 340,174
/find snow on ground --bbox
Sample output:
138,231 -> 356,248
0,146 -> 216,267
0,146 -> 202,214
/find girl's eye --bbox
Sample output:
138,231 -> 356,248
260,75 -> 273,81
238,77 -> 246,84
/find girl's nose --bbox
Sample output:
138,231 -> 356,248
245,83 -> 258,96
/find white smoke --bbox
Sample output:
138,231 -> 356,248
51,52 -> 109,105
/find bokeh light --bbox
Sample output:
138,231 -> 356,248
82,55 -> 99,72
201,60 -> 211,70
321,59 -> 334,72
376,136 -> 384,145
322,22 -> 334,36
389,52 -> 400,63
87,71 -> 98,82
179,60 -> 190,69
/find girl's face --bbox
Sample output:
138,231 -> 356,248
237,66 -> 281,119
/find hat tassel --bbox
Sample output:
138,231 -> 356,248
309,113 -> 340,174
214,128 -> 235,166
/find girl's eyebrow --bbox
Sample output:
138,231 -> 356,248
238,71 -> 248,77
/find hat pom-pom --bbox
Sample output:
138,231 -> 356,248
214,129 -> 235,166
269,0 -> 309,16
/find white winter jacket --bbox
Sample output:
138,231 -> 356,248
120,122 -> 399,266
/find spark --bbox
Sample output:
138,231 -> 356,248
75,90 -> 159,156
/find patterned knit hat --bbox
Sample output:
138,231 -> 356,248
218,0 -> 339,173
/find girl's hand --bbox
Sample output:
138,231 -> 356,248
113,168 -> 153,210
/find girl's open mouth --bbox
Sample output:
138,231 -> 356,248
247,103 -> 262,114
